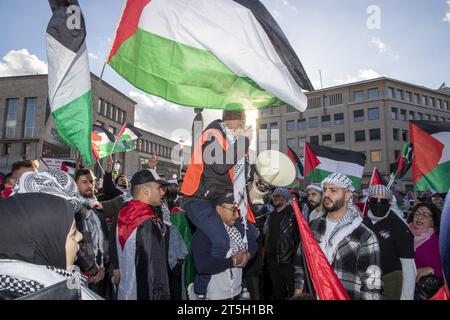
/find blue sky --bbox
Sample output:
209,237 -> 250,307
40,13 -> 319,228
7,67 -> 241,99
0,0 -> 449,141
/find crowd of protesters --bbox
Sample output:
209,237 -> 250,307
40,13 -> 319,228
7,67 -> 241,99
0,111 -> 447,301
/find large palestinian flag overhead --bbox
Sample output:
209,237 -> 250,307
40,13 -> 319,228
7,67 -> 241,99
410,121 -> 450,193
46,0 -> 93,165
107,0 -> 313,111
304,142 -> 366,189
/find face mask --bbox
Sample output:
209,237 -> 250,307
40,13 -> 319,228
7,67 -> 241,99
166,189 -> 178,204
368,199 -> 390,217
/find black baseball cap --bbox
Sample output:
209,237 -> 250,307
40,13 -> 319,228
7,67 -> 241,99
130,169 -> 168,188
210,191 -> 235,208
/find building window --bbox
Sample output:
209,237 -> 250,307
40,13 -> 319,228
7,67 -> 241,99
298,136 -> 306,148
397,89 -> 404,100
369,128 -> 381,141
423,96 -> 429,106
441,117 -> 446,122
258,123 -> 268,152
437,99 -> 442,109
286,120 -> 296,131
309,117 -> 319,128
368,107 -> 379,120
23,97 -> 37,138
368,88 -> 379,99
22,143 -> 32,156
272,106 -> 280,115
353,90 -> 364,102
409,111 -> 415,121
287,138 -> 296,149
335,133 -> 345,145
4,98 -> 19,139
387,87 -> 395,98
430,97 -> 435,107
297,119 -> 306,129
433,115 -> 438,121
393,128 -> 400,141
406,91 -> 412,102
122,111 -> 127,123
444,101 -> 449,110
355,130 -> 366,142
353,110 -> 364,122
334,113 -> 344,125
310,136 -> 319,145
4,143 -> 12,155
425,114 -> 431,120
97,99 -> 102,114
329,93 -> 343,106
322,134 -> 332,143
414,93 -> 420,104
391,107 -> 398,120
321,115 -> 331,127
402,130 -> 408,141
416,112 -> 423,120
371,150 -> 382,163
323,96 -> 329,108
308,97 -> 321,108
400,109 -> 407,121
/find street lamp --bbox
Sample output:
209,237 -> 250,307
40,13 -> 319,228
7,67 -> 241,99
179,137 -> 184,179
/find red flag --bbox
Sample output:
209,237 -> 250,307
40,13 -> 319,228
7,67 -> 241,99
429,286 -> 450,300
292,200 -> 350,300
370,168 -> 388,186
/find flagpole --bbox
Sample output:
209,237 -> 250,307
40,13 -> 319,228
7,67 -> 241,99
109,122 -> 127,157
362,168 -> 376,216
97,160 -> 105,176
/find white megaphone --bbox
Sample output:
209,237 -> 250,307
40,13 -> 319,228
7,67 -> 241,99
255,150 -> 296,187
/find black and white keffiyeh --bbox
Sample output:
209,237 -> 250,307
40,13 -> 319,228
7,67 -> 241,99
224,224 -> 247,256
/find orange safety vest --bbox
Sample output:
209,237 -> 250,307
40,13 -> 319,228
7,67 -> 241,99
181,128 -> 255,223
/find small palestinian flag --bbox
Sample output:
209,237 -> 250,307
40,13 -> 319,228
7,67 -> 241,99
117,122 -> 142,143
60,161 -> 78,177
46,0 -> 93,165
91,125 -> 134,160
107,0 -> 313,111
287,146 -> 304,179
304,142 -> 366,189
391,142 -> 413,179
369,167 -> 388,186
410,121 -> 450,193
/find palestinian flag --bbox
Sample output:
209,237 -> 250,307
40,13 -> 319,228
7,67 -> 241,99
107,0 -> 313,111
287,146 -> 304,179
60,161 -> 78,177
117,122 -> 142,142
391,142 -> 413,179
91,125 -> 134,160
46,0 -> 93,165
410,121 -> 450,193
370,167 -> 388,186
304,142 -> 366,189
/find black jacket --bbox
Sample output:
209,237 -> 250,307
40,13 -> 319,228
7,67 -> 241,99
191,119 -> 249,200
264,205 -> 300,265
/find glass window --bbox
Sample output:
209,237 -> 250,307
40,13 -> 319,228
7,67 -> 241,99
323,96 -> 329,108
272,106 -> 280,115
387,87 -> 395,98
368,107 -> 379,120
371,151 -> 382,163
353,90 -> 364,102
334,113 -> 344,125
400,109 -> 407,121
355,130 -> 366,142
5,98 -> 19,139
353,110 -> 364,121
444,101 -> 449,110
310,136 -> 319,145
322,134 -> 332,142
258,124 -> 268,152
414,93 -> 420,104
115,108 -> 120,122
24,98 -> 37,138
405,91 -> 412,102
430,97 -> 435,107
287,120 -> 295,131
425,114 -> 431,120
402,130 -> 408,141
393,128 -> 400,140
335,133 -> 345,145
22,143 -> 32,156
368,88 -> 379,99
423,96 -> 429,106
416,112 -> 423,120
369,128 -> 381,141
433,115 -> 438,121
309,117 -> 319,128
409,111 -> 414,121
321,115 -> 331,127
287,138 -> 296,149
397,89 -> 404,100
391,107 -> 398,120
298,136 -> 306,148
122,111 -> 127,123
297,119 -> 306,129
97,99 -> 102,114
4,143 -> 12,155
270,122 -> 279,151
437,99 -> 442,109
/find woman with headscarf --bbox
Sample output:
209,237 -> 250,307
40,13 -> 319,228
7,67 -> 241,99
0,193 -> 101,300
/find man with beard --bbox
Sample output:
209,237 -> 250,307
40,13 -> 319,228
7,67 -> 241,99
363,185 -> 415,300
305,184 -> 324,222
294,173 -> 382,300
264,188 -> 300,300
74,169 -> 110,296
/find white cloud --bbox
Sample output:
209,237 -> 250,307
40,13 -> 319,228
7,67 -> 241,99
371,37 -> 387,53
0,49 -> 48,77
444,12 -> 450,23
334,69 -> 383,85
88,52 -> 99,60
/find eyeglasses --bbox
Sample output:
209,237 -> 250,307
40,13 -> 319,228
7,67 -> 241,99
369,198 -> 390,205
414,212 -> 432,220
221,205 -> 239,214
